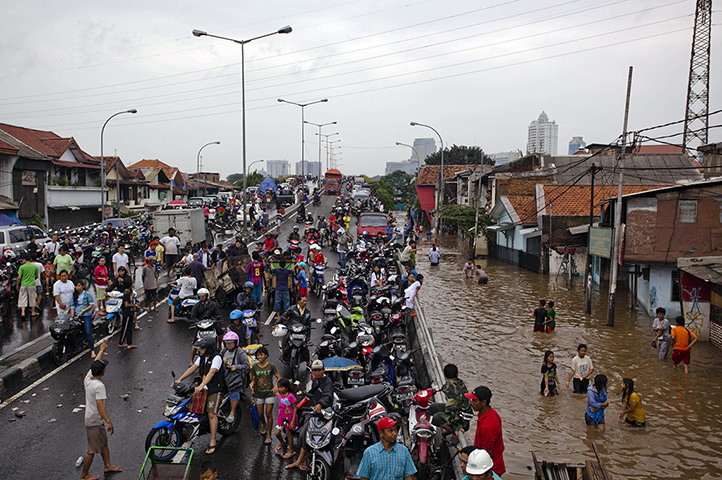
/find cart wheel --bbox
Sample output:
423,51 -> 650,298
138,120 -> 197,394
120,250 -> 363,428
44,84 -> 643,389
215,289 -> 227,308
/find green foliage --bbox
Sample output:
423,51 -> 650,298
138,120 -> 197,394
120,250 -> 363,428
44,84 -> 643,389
370,170 -> 415,210
233,170 -> 264,188
27,213 -> 45,229
440,204 -> 490,235
424,145 -> 494,166
227,173 -> 243,185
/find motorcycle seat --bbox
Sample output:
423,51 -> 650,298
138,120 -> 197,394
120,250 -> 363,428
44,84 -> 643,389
337,384 -> 388,404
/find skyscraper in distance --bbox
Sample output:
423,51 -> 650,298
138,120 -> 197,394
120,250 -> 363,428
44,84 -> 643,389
568,136 -> 586,155
527,111 -> 559,155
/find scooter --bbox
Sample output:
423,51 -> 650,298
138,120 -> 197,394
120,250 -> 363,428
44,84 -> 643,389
409,388 -> 437,480
49,311 -> 106,366
105,290 -> 124,335
303,408 -> 341,480
167,288 -> 199,321
145,373 -> 242,462
242,309 -> 259,344
341,402 -> 399,479
311,263 -> 325,297
284,322 -> 311,382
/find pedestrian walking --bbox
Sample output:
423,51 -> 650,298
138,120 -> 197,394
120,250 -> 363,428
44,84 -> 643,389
618,378 -> 646,427
585,374 -> 608,431
142,259 -> 158,312
463,259 -> 475,279
16,254 -> 39,318
540,351 -> 559,396
464,386 -> 506,477
532,299 -> 547,332
566,344 -> 594,393
652,307 -> 671,360
274,377 -> 298,458
160,228 -> 181,276
94,257 -> 109,313
250,347 -> 280,445
53,245 -> 74,278
80,339 -> 122,480
356,416 -> 417,480
53,270 -> 75,315
474,265 -> 488,284
295,262 -> 308,298
336,228 -> 351,270
71,280 -> 96,355
543,301 -> 556,333
118,283 -> 138,349
429,246 -> 440,266
671,316 -> 698,374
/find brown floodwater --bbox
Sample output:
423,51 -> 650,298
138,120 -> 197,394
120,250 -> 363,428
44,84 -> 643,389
415,234 -> 722,480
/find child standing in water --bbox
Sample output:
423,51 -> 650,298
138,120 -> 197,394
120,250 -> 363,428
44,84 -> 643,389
544,301 -> 556,333
540,351 -> 559,396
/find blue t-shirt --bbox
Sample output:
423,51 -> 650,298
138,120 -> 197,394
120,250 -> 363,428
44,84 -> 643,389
274,268 -> 292,292
297,270 -> 307,288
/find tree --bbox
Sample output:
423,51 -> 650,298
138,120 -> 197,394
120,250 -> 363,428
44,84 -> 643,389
233,170 -> 264,188
440,204 -> 491,236
227,173 -> 243,184
370,170 -> 416,210
424,145 -> 494,166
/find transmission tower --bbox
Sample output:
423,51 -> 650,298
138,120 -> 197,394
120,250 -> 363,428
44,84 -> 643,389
683,0 -> 712,151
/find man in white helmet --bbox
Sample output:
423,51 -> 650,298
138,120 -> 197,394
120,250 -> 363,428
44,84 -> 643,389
336,227 -> 352,270
463,448 -> 501,480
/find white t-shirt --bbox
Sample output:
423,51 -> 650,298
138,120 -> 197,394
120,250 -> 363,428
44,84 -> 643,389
32,262 -> 45,286
570,355 -> 594,380
209,209 -> 216,220
429,250 -> 440,264
177,276 -> 197,299
84,370 -> 107,426
45,241 -> 60,256
53,279 -> 75,310
400,246 -> 412,262
183,253 -> 194,264
194,355 -> 223,390
161,236 -> 181,255
404,280 -> 421,308
112,252 -> 129,271
653,318 -> 671,342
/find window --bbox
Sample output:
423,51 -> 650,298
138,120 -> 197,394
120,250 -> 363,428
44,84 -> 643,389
678,200 -> 697,223
8,229 -> 27,243
671,270 -> 681,302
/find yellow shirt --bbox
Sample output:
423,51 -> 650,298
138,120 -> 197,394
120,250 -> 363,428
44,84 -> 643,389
625,392 -> 646,423
155,244 -> 165,262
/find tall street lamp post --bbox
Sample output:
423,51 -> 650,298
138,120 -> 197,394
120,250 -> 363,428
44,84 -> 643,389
316,132 -> 339,171
196,141 -> 220,197
305,120 -> 336,174
395,141 -> 421,172
410,122 -> 444,232
193,25 -> 292,229
278,98 -> 328,179
101,109 -> 137,222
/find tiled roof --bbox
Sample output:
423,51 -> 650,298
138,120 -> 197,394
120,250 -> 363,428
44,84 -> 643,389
0,138 -> 17,153
0,123 -> 61,158
52,160 -> 101,169
506,195 -> 537,224
128,159 -> 172,170
633,144 -> 685,155
417,165 -> 469,185
539,184 -> 670,216
553,154 -> 703,185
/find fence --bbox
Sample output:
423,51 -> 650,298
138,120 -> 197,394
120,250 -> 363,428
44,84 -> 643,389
490,243 -> 541,273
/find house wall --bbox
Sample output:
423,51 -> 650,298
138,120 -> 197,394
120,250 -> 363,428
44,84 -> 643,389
0,155 -> 18,200
48,207 -> 100,229
540,214 -> 591,248
630,263 -> 681,318
47,186 -> 103,207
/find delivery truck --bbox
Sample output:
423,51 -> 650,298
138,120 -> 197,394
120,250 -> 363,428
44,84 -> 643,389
324,169 -> 342,195
153,208 -> 206,247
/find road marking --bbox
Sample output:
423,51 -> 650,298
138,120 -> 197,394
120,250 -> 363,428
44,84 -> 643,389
0,332 -> 51,363
264,312 -> 276,325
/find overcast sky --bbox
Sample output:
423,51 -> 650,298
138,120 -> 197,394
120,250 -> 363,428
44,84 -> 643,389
1,0 -> 719,178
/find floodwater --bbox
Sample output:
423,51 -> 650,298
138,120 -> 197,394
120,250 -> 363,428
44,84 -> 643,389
416,235 -> 722,480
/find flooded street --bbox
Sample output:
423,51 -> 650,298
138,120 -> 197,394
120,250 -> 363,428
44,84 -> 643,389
417,235 -> 722,480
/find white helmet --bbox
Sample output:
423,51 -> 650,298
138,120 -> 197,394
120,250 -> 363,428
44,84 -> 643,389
466,449 -> 494,475
337,228 -> 345,234
271,324 -> 287,337
197,288 -> 210,297
311,244 -> 321,250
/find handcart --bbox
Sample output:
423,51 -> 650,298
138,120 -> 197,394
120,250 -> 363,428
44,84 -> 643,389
139,447 -> 194,480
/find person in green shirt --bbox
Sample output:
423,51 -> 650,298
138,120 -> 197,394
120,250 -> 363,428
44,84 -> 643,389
17,255 -> 39,318
544,301 -> 556,333
53,246 -> 74,277
429,364 -> 473,435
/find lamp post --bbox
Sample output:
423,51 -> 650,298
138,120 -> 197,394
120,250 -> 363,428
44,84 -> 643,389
305,121 -> 336,174
395,141 -> 421,172
193,25 -> 292,230
410,122 -> 444,232
196,141 -> 220,197
100,109 -> 137,222
278,98 -> 328,179
329,141 -> 341,170
316,132 -> 339,171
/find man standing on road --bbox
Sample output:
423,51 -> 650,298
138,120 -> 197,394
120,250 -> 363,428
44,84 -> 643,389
81,339 -> 122,480
188,253 -> 206,289
465,386 -> 506,478
336,228 -> 352,270
272,260 -> 292,322
160,228 -> 181,276
16,254 -> 39,318
112,245 -> 129,279
356,416 -> 417,480
652,307 -> 671,360
54,245 -> 74,278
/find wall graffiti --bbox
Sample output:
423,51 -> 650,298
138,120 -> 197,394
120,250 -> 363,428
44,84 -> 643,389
685,287 -> 704,337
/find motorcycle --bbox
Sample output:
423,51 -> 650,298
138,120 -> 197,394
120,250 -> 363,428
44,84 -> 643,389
145,373 -> 242,461
281,322 -> 311,382
311,263 -> 325,297
409,388 -> 437,480
341,402 -> 399,479
304,408 -> 341,480
105,290 -> 124,335
49,311 -> 106,366
167,288 -> 199,321
242,309 -> 260,344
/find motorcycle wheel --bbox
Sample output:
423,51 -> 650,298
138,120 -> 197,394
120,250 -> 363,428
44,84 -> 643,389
106,316 -> 116,335
215,289 -> 227,308
417,461 -> 429,480
289,355 -> 299,382
51,342 -> 69,366
307,454 -> 330,480
80,277 -> 91,290
217,397 -> 242,436
145,426 -> 182,461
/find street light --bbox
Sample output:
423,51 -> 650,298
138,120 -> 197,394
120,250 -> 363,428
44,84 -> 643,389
316,132 -> 339,171
305,121 -> 336,173
278,98 -> 328,178
395,141 -> 421,171
196,141 -> 220,197
193,25 -> 292,229
410,122 -> 444,232
101,108 -> 137,222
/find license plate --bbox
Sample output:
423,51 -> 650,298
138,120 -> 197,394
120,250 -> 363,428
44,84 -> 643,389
347,376 -> 364,385
372,320 -> 384,327
324,309 -> 336,314
290,334 -> 306,341
395,391 -> 413,401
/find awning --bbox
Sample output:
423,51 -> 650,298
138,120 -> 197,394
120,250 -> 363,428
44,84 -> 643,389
677,257 -> 722,285
567,222 -> 600,235
520,227 -> 542,238
487,224 -> 515,232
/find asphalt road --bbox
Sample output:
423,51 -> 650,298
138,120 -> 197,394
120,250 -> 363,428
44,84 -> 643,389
0,188 -> 343,480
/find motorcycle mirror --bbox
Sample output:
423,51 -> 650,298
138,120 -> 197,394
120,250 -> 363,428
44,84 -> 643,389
316,318 -> 322,324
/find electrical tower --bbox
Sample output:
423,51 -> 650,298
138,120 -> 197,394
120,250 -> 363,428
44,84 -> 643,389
683,0 -> 712,151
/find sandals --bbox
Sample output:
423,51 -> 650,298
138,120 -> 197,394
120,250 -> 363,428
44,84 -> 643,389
205,445 -> 217,455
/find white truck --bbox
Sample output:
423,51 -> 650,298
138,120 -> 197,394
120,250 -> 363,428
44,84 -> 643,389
153,208 -> 206,247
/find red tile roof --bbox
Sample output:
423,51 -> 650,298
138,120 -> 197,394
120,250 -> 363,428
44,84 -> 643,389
417,165 -> 468,185
0,139 -> 17,153
506,196 -> 537,224
633,144 -> 685,155
0,123 -> 62,157
52,160 -> 100,169
540,184 -> 670,216
128,159 -> 172,170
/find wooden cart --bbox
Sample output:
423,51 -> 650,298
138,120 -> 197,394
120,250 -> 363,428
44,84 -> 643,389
532,443 -> 613,480
204,254 -> 250,308
139,447 -> 194,480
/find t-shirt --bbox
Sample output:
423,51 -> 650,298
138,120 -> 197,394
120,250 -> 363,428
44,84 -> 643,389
671,326 -> 695,351
18,262 -> 39,287
475,269 -> 488,283
112,252 -> 129,271
251,362 -> 279,397
570,355 -> 593,380
297,270 -> 307,288
94,265 -> 109,288
161,236 -> 181,255
463,262 -> 474,276
72,291 -> 95,317
122,290 -> 134,316
533,307 -> 547,329
144,249 -> 158,264
653,318 -> 671,342
277,392 -> 297,428
404,281 -> 421,309
193,355 -> 223,390
32,262 -> 45,287
625,391 -> 646,423
84,370 -> 107,427
53,279 -> 75,310
429,250 -> 440,264
474,407 -> 506,476
273,268 -> 292,292
53,254 -> 73,275
546,309 -> 556,328
400,246 -> 411,262
246,261 -> 264,285
541,363 -> 558,392
188,260 -> 206,287
45,241 -> 60,256
142,265 -> 157,290
177,276 -> 197,299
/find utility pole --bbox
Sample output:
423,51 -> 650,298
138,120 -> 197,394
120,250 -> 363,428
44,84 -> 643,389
584,163 -> 598,314
682,0 -> 712,150
607,66 -> 633,327
472,166 -> 484,256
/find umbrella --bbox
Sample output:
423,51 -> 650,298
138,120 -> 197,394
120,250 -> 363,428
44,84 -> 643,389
322,357 -> 360,372
168,200 -> 187,205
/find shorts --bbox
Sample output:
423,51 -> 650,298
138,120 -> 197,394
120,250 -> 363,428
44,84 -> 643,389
255,395 -> 277,405
145,288 -> 157,301
228,390 -> 241,402
172,296 -> 182,306
573,378 -> 590,394
624,418 -> 646,428
166,253 -> 179,267
85,425 -> 108,454
36,285 -> 42,295
95,286 -> 107,301
205,392 -> 221,414
430,262 -> 439,266
545,326 -> 556,333
585,413 -> 605,426
273,289 -> 290,313
672,348 -> 691,365
18,286 -> 37,308
298,286 -> 307,297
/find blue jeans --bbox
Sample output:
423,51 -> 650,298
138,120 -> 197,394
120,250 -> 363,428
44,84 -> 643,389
338,251 -> 346,269
273,290 -> 290,314
252,284 -> 263,305
82,315 -> 95,353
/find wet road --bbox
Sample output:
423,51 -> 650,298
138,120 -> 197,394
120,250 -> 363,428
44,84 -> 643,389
0,187 -> 340,480
416,234 -> 722,480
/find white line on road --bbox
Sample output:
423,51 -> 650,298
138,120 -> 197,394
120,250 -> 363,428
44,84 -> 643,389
264,312 -> 276,325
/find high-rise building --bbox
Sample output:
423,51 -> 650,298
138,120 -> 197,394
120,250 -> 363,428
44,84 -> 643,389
385,160 -> 418,176
527,111 -> 559,155
295,161 -> 322,178
568,136 -> 586,155
266,160 -> 289,179
413,138 -> 437,165
488,151 -> 521,166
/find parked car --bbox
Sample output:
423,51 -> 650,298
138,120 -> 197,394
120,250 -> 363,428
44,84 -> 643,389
0,225 -> 51,255
356,212 -> 390,239
101,218 -> 135,230
188,197 -> 204,208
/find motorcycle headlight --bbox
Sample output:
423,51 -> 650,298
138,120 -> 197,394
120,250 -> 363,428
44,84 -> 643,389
307,431 -> 331,449
415,428 -> 434,438
291,324 -> 303,333
198,321 -> 213,329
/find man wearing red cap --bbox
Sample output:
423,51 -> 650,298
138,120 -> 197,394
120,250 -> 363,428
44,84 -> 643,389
465,386 -> 505,477
356,416 -> 416,480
